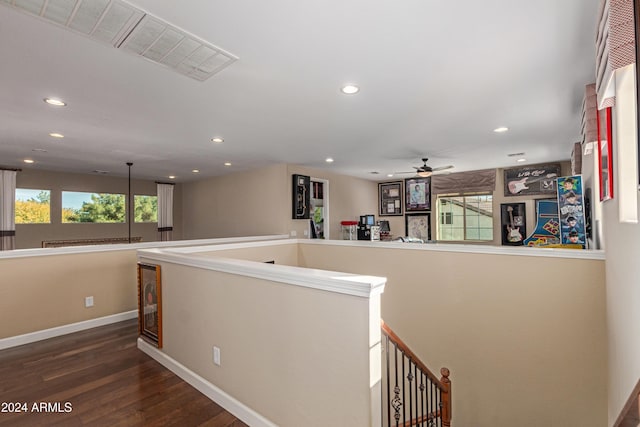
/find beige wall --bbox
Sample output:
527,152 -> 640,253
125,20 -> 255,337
180,163 -> 379,241
298,243 -> 607,427
197,244 -> 299,266
159,263 -> 376,426
603,64 -> 640,426
181,163 -> 289,239
286,164 -> 378,239
0,250 -> 137,339
14,169 -> 182,248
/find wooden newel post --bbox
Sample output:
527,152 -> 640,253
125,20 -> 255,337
440,367 -> 452,427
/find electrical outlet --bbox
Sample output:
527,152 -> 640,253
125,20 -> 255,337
290,230 -> 297,237
85,296 -> 94,308
213,346 -> 221,366
303,229 -> 308,236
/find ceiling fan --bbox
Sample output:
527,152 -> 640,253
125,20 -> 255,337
395,158 -> 454,177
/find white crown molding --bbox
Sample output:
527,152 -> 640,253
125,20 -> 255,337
139,245 -> 386,299
0,235 -> 289,259
299,239 -> 606,260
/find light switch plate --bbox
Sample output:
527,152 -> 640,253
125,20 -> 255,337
213,346 -> 221,366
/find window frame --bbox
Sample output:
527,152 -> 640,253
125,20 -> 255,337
15,188 -> 52,224
61,190 -> 127,224
133,194 -> 158,223
436,192 -> 494,242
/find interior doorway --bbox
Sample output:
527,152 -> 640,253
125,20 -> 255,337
310,178 -> 329,239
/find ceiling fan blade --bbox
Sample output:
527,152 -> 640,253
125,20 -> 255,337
432,165 -> 454,172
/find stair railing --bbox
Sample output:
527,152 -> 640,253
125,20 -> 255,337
381,319 -> 451,427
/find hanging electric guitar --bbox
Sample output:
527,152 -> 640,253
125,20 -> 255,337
507,173 -> 558,195
506,206 -> 523,242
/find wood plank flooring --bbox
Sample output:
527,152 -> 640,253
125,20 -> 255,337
0,319 -> 248,427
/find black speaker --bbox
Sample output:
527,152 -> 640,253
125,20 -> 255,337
292,174 -> 310,219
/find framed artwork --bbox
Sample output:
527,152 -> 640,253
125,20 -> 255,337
596,107 -> 614,201
500,203 -> 526,245
405,213 -> 431,241
292,174 -> 310,219
404,177 -> 431,211
557,175 -> 586,248
378,181 -> 403,216
504,163 -> 561,196
137,263 -> 162,348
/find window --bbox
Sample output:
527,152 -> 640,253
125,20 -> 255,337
134,195 -> 158,223
437,194 -> 493,241
15,189 -> 51,224
62,191 -> 125,223
440,211 -> 452,225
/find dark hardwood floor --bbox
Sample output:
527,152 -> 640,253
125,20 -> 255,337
0,319 -> 248,427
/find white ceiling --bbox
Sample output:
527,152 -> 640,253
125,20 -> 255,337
0,0 -> 599,182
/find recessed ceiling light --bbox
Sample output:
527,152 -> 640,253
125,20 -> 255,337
387,174 -> 394,177
168,175 -> 176,179
44,98 -> 66,107
23,159 -> 35,164
211,137 -> 224,144
224,162 -> 232,166
341,85 -> 359,95
49,132 -> 64,138
493,127 -> 509,133
325,157 -> 334,163
192,169 -> 200,173
517,158 -> 527,163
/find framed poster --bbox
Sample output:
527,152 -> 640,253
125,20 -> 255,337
557,175 -> 586,248
378,181 -> 403,216
500,203 -> 526,245
596,107 -> 614,201
405,213 -> 431,241
404,177 -> 431,211
504,163 -> 561,196
137,263 -> 162,348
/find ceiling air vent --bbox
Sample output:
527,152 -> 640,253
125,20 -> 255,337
2,0 -> 238,81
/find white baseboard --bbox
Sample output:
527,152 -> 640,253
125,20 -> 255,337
0,310 -> 138,350
137,338 -> 277,427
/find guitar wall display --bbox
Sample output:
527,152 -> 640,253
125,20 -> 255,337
292,174 -> 310,219
500,203 -> 526,245
504,163 -> 562,197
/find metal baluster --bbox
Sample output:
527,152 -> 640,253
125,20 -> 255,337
413,363 -> 418,426
431,379 -> 435,427
407,356 -> 413,426
437,387 -> 441,427
420,371 -> 425,427
402,352 -> 406,425
393,345 -> 401,427
385,334 -> 391,427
